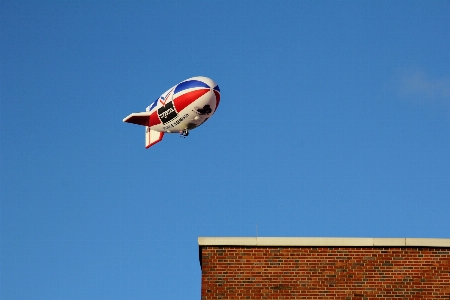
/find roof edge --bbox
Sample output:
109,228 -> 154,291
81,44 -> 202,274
198,237 -> 450,247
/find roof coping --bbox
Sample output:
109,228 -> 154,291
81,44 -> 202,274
198,237 -> 450,247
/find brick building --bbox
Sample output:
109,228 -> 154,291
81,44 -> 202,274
199,237 -> 450,299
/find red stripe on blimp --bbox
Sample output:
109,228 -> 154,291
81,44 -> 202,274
149,111 -> 161,126
173,89 -> 209,113
213,90 -> 220,112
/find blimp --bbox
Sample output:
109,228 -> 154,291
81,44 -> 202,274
123,76 -> 220,148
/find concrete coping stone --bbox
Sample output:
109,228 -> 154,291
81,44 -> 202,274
198,237 -> 450,247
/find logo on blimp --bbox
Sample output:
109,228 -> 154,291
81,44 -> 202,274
158,101 -> 178,124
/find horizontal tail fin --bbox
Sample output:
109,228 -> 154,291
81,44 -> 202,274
124,111 -> 163,148
123,112 -> 152,126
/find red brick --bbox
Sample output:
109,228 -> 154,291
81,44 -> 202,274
201,246 -> 450,299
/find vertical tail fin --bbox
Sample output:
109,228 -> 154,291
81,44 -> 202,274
145,127 -> 164,148
144,105 -> 163,149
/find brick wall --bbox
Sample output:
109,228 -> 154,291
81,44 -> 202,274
200,246 -> 450,299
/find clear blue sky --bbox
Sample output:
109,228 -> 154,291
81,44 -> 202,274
1,1 -> 449,299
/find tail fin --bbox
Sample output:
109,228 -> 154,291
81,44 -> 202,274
146,127 -> 164,148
